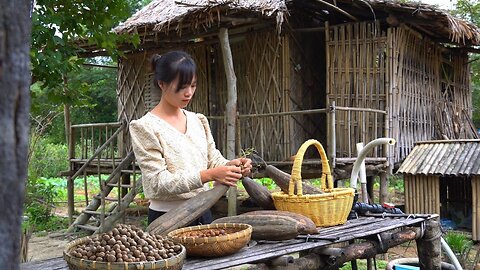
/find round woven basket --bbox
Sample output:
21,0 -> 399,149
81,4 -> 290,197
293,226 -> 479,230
167,223 -> 252,257
271,139 -> 355,227
63,236 -> 186,270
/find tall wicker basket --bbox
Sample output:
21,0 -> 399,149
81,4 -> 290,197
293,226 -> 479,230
271,139 -> 355,227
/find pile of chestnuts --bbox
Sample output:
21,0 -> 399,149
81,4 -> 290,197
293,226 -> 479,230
179,228 -> 228,238
68,224 -> 183,262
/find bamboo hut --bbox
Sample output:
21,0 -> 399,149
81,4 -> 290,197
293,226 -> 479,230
398,139 -> 480,240
92,0 -> 480,169
68,0 -> 480,232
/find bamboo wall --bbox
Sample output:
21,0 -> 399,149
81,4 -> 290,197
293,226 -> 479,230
389,26 -> 473,162
116,23 -> 473,163
404,175 -> 440,215
326,21 -> 388,159
230,31 -> 293,160
117,30 -> 297,161
472,176 -> 480,241
326,22 -> 473,163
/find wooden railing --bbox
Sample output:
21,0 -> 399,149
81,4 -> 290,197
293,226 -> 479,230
69,122 -> 123,165
67,122 -> 126,223
208,104 -> 389,168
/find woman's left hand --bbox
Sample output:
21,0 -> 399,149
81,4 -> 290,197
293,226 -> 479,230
227,158 -> 252,177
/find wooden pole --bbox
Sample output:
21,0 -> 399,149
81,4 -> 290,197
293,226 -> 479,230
379,173 -> 388,205
219,27 -> 237,216
416,219 -> 442,270
63,75 -> 75,224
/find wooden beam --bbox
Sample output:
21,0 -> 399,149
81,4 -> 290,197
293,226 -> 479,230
279,227 -> 422,269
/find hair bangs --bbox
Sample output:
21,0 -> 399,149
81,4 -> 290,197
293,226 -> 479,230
175,59 -> 196,92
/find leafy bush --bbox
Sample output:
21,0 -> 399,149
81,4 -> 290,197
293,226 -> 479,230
24,177 -> 61,227
28,136 -> 68,179
444,231 -> 472,255
444,231 -> 473,267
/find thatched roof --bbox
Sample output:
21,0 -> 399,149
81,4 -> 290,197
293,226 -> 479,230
112,0 -> 479,48
329,0 -> 480,47
114,0 -> 287,34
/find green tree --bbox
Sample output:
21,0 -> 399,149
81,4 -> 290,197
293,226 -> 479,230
454,0 -> 480,128
31,0 -> 141,104
30,0 -> 150,143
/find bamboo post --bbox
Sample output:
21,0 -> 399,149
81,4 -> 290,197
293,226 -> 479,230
219,27 -> 238,216
327,101 -> 336,170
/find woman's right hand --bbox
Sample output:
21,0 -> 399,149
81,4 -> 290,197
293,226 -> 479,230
201,166 -> 242,187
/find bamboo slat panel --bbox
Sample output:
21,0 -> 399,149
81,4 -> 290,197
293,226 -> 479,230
472,176 -> 480,241
233,31 -> 292,161
117,52 -> 150,153
404,175 -> 440,214
389,26 -> 474,162
326,22 -> 387,159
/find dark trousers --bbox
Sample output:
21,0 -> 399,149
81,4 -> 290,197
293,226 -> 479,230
148,208 -> 213,226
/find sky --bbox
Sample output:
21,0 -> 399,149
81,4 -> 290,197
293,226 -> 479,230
419,0 -> 457,10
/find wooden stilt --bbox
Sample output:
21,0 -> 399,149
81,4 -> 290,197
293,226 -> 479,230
379,172 -> 388,204
416,219 -> 442,270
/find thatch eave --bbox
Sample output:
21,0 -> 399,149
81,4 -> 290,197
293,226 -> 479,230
113,0 -> 287,35
77,0 -> 479,55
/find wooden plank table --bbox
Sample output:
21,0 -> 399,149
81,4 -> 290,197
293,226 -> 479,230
21,215 -> 435,270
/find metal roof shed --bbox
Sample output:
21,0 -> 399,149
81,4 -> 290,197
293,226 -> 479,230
398,139 -> 480,240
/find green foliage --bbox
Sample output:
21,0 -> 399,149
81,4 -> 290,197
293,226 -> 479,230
237,177 -> 277,191
388,175 -> 404,193
444,231 -> 473,267
453,0 -> 480,128
24,177 -> 61,228
256,178 -> 278,190
31,0 -> 141,99
23,215 -> 70,233
444,231 -> 472,255
28,136 -> 68,179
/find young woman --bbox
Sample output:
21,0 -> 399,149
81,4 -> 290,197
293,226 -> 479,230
129,51 -> 252,225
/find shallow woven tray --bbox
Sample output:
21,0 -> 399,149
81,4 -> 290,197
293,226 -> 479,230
63,236 -> 186,270
167,223 -> 252,257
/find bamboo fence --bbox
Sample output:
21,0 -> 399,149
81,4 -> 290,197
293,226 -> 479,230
404,175 -> 440,215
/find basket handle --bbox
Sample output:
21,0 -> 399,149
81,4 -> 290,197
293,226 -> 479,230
289,139 -> 333,196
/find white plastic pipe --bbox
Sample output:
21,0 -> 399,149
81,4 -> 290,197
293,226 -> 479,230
356,143 -> 368,203
441,237 -> 463,270
350,138 -> 396,189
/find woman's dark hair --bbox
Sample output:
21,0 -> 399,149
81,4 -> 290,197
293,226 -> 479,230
151,51 -> 196,92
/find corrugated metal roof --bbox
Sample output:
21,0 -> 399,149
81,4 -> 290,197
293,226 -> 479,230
397,140 -> 480,176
